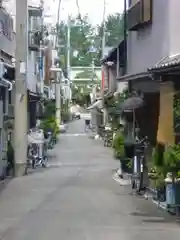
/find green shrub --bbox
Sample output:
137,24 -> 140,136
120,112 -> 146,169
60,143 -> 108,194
112,131 -> 124,159
164,144 -> 180,174
152,143 -> 165,167
40,117 -> 60,137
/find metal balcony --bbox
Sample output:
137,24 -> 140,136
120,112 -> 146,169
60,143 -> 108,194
28,31 -> 42,51
127,0 -> 152,31
127,1 -> 143,31
28,6 -> 42,17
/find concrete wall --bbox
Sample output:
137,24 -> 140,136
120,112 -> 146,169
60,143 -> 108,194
127,0 -> 180,75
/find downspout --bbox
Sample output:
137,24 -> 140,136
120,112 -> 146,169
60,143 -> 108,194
1,78 -> 13,91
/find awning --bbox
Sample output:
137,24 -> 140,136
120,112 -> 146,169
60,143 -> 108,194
101,39 -> 125,65
117,72 -> 152,82
148,54 -> 180,73
28,90 -> 41,102
87,99 -> 103,110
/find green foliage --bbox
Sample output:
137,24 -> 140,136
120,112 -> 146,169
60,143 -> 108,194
40,116 -> 59,137
75,70 -> 98,80
43,100 -> 56,118
71,85 -> 91,106
152,143 -> 164,167
97,13 -> 124,47
149,144 -> 180,187
57,13 -> 124,68
174,93 -> 180,132
112,131 -> 124,159
164,144 -> 180,173
58,15 -> 99,67
41,100 -> 59,137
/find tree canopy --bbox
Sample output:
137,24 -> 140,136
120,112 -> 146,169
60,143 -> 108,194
57,13 -> 124,68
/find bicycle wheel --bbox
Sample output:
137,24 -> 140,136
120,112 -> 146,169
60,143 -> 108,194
42,156 -> 48,168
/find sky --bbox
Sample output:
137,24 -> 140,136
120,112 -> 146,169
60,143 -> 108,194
3,0 -> 124,27
44,0 -> 124,25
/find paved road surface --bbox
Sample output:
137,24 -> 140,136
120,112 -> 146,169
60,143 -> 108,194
0,120 -> 179,239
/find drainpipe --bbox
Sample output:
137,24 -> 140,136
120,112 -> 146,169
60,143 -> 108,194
1,78 -> 13,91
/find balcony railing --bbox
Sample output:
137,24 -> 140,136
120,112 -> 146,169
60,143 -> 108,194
28,31 -> 42,51
127,0 -> 152,31
28,6 -> 42,17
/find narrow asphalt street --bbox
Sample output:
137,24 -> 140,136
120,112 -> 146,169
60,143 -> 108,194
0,120 -> 179,239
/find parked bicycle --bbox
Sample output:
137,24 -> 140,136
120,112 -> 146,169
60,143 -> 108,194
131,135 -> 149,194
27,128 -> 49,169
27,143 -> 48,169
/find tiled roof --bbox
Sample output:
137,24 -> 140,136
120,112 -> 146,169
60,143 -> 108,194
148,53 -> 180,72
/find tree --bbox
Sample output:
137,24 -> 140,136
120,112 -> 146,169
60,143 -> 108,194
98,13 -> 124,47
57,15 -> 100,68
75,70 -> 98,80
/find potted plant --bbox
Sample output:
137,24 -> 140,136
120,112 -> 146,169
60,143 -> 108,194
112,131 -> 132,173
163,144 -> 180,210
112,131 -> 124,159
148,143 -> 167,201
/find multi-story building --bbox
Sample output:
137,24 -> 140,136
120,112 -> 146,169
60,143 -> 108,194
121,0 -> 180,145
0,4 -> 15,178
27,5 -> 44,128
0,1 -> 48,178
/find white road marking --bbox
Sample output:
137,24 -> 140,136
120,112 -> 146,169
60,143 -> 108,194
62,133 -> 87,137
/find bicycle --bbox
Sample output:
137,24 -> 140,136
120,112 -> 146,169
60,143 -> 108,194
131,136 -> 149,194
27,143 -> 48,169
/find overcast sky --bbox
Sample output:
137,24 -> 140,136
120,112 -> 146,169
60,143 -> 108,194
44,0 -> 124,25
4,0 -> 124,27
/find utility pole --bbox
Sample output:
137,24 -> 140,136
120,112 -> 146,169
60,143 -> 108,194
55,65 -> 61,126
14,0 -> 28,176
54,0 -> 62,126
67,15 -> 71,101
67,15 -> 71,82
